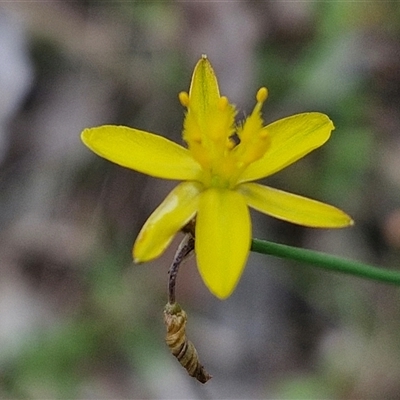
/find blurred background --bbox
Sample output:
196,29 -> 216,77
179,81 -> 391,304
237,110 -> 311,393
0,1 -> 400,398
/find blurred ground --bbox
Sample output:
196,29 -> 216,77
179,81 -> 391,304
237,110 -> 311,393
0,2 -> 400,399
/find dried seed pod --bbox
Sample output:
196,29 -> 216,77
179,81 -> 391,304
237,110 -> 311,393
164,302 -> 212,384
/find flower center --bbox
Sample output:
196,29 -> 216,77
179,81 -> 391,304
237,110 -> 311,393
180,88 -> 270,189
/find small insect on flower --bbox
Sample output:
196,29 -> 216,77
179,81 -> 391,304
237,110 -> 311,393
164,302 -> 212,384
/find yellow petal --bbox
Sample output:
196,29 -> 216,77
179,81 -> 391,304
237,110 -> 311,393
81,126 -> 201,181
238,113 -> 334,183
133,181 -> 202,262
188,55 -> 220,131
196,188 -> 251,299
238,182 -> 353,228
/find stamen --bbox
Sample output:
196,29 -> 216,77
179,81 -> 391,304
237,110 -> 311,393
226,137 -> 236,150
247,87 -> 268,119
218,96 -> 229,111
256,87 -> 268,103
260,129 -> 269,138
179,91 -> 190,107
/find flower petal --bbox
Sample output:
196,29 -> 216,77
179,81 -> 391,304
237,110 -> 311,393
238,182 -> 353,228
238,113 -> 334,183
134,181 -> 202,262
196,188 -> 251,299
188,55 -> 220,131
81,126 -> 201,180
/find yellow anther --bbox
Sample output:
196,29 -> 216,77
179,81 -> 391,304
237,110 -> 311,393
226,137 -> 235,150
256,87 -> 268,103
218,96 -> 229,111
179,91 -> 190,107
260,128 -> 269,138
191,131 -> 202,143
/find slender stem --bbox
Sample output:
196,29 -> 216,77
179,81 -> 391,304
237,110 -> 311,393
251,238 -> 400,286
168,233 -> 195,304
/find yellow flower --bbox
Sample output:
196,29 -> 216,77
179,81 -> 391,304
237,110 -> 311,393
81,55 -> 353,299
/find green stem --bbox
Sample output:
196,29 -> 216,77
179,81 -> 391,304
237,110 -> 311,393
251,238 -> 400,286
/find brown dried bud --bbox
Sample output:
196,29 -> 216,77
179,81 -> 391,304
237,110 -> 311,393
164,302 -> 212,384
